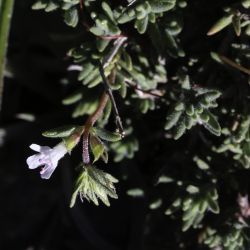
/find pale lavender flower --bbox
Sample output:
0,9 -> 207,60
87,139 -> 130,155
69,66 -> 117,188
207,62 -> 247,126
26,142 -> 67,179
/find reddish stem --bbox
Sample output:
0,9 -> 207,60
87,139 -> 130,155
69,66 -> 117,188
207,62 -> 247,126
80,0 -> 84,10
82,92 -> 109,164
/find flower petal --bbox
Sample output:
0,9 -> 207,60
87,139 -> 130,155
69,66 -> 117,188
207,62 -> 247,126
29,144 -> 42,152
26,154 -> 43,169
40,164 -> 56,179
30,144 -> 51,153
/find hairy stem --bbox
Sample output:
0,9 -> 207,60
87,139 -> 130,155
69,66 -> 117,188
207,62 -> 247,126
82,92 -> 109,164
0,0 -> 15,111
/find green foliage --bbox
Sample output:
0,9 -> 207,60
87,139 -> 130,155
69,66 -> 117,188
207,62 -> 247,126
70,165 -> 118,207
201,223 -> 249,250
165,82 -> 221,139
32,0 -> 80,27
207,6 -> 250,37
117,0 -> 176,33
110,127 -> 139,162
166,185 -> 219,232
91,127 -> 122,142
215,116 -> 250,168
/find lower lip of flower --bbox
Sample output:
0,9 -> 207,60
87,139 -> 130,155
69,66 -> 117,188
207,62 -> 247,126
40,166 -> 45,174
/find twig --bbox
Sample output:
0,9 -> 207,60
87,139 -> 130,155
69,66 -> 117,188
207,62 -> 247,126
219,55 -> 250,76
125,79 -> 164,98
99,62 -> 125,137
82,37 -> 127,164
99,34 -> 127,41
79,0 -> 84,10
100,37 -> 127,136
82,93 -> 109,164
0,0 -> 15,112
102,37 -> 127,68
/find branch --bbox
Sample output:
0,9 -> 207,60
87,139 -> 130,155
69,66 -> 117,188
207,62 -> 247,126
82,37 -> 127,164
219,55 -> 250,76
82,92 -> 109,164
125,79 -> 164,98
0,0 -> 15,112
102,37 -> 127,68
99,62 -> 125,138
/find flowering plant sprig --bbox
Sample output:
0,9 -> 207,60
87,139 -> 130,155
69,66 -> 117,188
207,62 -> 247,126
27,106 -> 122,207
26,37 -> 126,207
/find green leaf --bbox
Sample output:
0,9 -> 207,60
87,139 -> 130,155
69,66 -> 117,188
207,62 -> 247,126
202,110 -> 221,136
45,1 -> 59,12
193,156 -> 210,170
185,116 -> 195,130
78,63 -> 95,81
232,15 -> 241,36
242,0 -> 250,8
72,99 -> 99,118
164,30 -> 180,58
90,26 -> 105,36
199,200 -> 208,213
32,0 -> 47,10
62,91 -> 82,105
173,117 -> 186,140
165,110 -> 183,130
186,104 -> 195,116
207,14 -> 233,36
207,195 -> 219,214
204,90 -> 221,102
70,165 -> 118,208
90,134 -> 105,163
93,127 -> 122,142
174,101 -> 185,111
42,125 -> 77,138
101,149 -> 109,163
96,39 -> 110,52
234,116 -> 250,143
122,50 -> 133,71
117,10 -> 136,24
63,126 -> 84,152
135,15 -> 148,34
149,198 -> 162,210
150,0 -> 176,13
127,188 -> 144,197
64,7 -> 79,27
186,185 -> 199,194
102,2 -> 115,23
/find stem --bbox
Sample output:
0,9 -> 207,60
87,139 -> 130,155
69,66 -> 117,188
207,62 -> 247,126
125,79 -> 164,98
102,37 -> 127,68
219,55 -> 250,76
0,0 -> 15,111
82,92 -> 109,164
82,37 -> 127,164
99,62 -> 125,137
